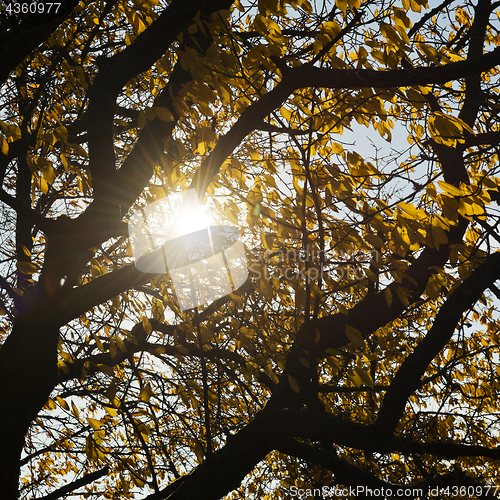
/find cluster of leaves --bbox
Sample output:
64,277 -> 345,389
2,0 -> 500,499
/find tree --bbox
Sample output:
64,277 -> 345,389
1,0 -> 500,498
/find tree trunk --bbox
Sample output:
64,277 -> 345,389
0,306 -> 60,499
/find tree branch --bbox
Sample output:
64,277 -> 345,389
408,0 -> 455,38
376,252 -> 500,433
190,46 -> 500,196
276,436 -> 392,490
0,0 -> 81,84
57,264 -> 151,325
37,467 -> 109,500
274,409 -> 500,461
87,0 -> 233,203
0,188 -> 53,233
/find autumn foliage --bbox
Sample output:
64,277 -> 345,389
2,0 -> 500,498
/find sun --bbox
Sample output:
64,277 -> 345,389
166,189 -> 211,240
174,207 -> 209,236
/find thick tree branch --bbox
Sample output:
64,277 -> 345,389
143,407 -> 500,500
87,0 -> 233,202
464,130 -> 500,146
276,437 -> 392,490
57,264 -> 151,325
278,437 -> 499,498
458,0 -> 493,127
376,251 -> 500,433
45,1 -> 232,296
191,47 -> 500,196
275,409 -> 500,461
269,225 -> 467,410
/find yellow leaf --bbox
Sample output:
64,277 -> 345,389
398,202 -> 426,220
207,388 -> 218,403
92,332 -> 104,352
38,176 -> 49,194
337,303 -> 348,315
331,142 -> 344,154
299,357 -> 311,368
41,165 -> 56,185
16,261 -> 38,274
139,383 -> 152,402
145,107 -> 156,121
345,325 -> 364,349
385,287 -> 392,308
240,326 -> 255,339
56,396 -> 69,410
365,233 -> 384,248
138,110 -> 146,129
200,324 -> 213,342
60,153 -> 69,170
225,205 -> 239,224
105,405 -> 117,417
154,107 -> 174,121
97,364 -> 114,376
336,0 -> 347,13
71,143 -> 88,158
458,198 -> 485,217
116,335 -> 127,352
288,375 -> 300,393
194,443 -> 205,463
142,317 -> 153,335
426,274 -> 443,300
257,278 -> 273,300
438,181 -> 468,197
87,417 -> 102,430
353,366 -> 374,387
430,225 -> 448,248
280,106 -> 292,122
74,66 -> 88,88
152,299 -> 164,322
349,369 -> 362,387
1,135 -> 8,155
71,401 -> 80,419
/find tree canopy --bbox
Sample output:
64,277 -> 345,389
2,0 -> 500,498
